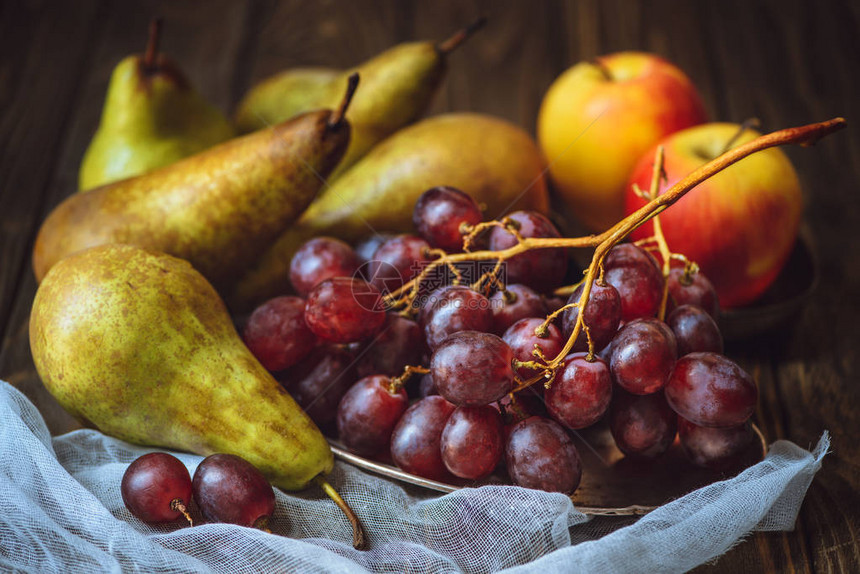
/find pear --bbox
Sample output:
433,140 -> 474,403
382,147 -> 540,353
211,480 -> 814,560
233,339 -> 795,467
228,112 -> 550,310
79,19 -> 235,191
34,75 -> 360,294
234,18 -> 485,178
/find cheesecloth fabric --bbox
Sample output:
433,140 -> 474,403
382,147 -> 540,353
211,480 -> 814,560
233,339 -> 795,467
0,381 -> 827,573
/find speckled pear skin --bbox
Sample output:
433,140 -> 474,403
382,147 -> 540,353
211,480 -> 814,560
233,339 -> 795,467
228,113 -> 550,310
34,108 -> 350,292
29,244 -> 333,491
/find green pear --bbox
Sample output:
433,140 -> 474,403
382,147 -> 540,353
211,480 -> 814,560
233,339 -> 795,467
34,75 -> 359,294
234,18 -> 485,178
29,243 -> 332,491
79,19 -> 234,191
228,112 -> 550,310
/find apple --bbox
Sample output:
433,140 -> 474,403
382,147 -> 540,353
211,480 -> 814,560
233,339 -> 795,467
624,123 -> 803,308
538,51 -> 707,231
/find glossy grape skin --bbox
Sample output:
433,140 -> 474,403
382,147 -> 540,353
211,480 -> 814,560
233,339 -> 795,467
121,452 -> 192,524
412,186 -> 483,252
609,388 -> 678,459
368,234 -> 432,293
561,281 -> 622,352
609,318 -> 678,395
304,277 -> 386,344
192,454 -> 275,529
418,372 -> 438,398
667,304 -> 723,356
489,284 -> 547,334
665,352 -> 758,428
505,416 -> 582,494
546,353 -> 612,430
431,331 -> 516,406
354,234 -> 393,263
337,375 -> 410,456
289,237 -> 360,297
488,211 -> 568,294
502,318 -> 563,380
678,417 -> 756,470
604,244 -> 664,321
390,395 -> 457,481
356,314 -> 424,378
243,296 -> 318,372
441,406 -> 504,480
279,345 -> 357,428
419,285 -> 493,351
666,268 -> 720,318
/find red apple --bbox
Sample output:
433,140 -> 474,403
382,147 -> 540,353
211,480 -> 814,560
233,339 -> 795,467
538,51 -> 706,231
624,123 -> 803,308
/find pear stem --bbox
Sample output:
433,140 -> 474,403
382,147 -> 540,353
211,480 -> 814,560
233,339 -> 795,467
436,16 -> 487,54
328,73 -> 360,130
143,17 -> 164,72
313,475 -> 367,550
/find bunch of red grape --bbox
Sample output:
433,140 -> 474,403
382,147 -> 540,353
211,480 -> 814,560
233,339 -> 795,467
242,186 -> 760,495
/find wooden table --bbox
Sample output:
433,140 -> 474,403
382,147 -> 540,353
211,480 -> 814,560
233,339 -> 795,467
1,1 -> 857,571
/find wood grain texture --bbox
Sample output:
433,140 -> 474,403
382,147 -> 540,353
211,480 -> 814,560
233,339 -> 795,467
0,0 -> 857,571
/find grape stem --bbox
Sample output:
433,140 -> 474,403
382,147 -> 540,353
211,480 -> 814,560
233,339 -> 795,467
389,365 -> 430,393
313,475 -> 368,550
170,498 -> 193,527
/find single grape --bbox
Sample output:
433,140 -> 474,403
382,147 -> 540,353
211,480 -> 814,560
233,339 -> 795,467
505,416 -> 582,494
412,186 -> 483,252
609,387 -> 677,459
337,375 -> 410,457
666,267 -> 720,318
561,281 -> 622,352
367,234 -> 432,293
609,318 -> 678,395
289,237 -> 360,297
192,454 -> 275,529
502,317 -> 563,380
304,277 -> 385,344
665,352 -> 758,428
243,296 -> 318,372
354,234 -> 393,263
604,244 -> 664,321
678,416 -> 756,470
418,372 -> 438,398
489,284 -> 547,334
431,331 -> 515,406
121,452 -> 193,525
546,352 -> 612,430
419,285 -> 493,351
441,406 -> 504,480
356,313 -> 425,378
278,345 -> 357,428
488,211 -> 568,294
667,304 -> 723,355
390,395 -> 457,481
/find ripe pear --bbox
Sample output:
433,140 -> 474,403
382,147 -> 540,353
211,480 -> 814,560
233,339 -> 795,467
228,112 -> 550,310
30,244 -> 333,490
234,18 -> 485,178
34,75 -> 359,294
79,20 -> 234,191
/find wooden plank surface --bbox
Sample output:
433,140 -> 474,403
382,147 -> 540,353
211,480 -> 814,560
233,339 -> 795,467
0,1 -> 857,571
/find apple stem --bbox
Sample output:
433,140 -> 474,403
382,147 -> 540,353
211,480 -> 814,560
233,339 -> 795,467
436,16 -> 487,55
143,17 -> 163,72
313,475 -> 367,550
328,73 -> 360,129
593,58 -> 613,81
720,117 -> 762,156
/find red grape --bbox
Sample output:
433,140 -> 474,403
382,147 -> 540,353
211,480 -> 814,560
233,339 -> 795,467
337,375 -> 410,456
279,345 -> 357,428
665,352 -> 758,427
304,277 -> 385,343
390,395 -> 457,481
488,211 -> 568,294
666,267 -> 720,318
609,318 -> 678,395
368,234 -> 432,293
502,318 -> 563,380
441,406 -> 504,480
192,454 -> 275,529
243,296 -> 318,372
667,304 -> 723,355
354,234 -> 393,263
546,353 -> 612,429
489,284 -> 547,334
412,186 -> 483,252
678,417 -> 756,470
419,285 -> 493,351
505,416 -> 582,493
418,372 -> 438,398
604,244 -> 664,321
431,330 -> 515,406
289,237 -> 359,297
561,281 -> 622,352
609,387 -> 677,458
121,452 -> 192,525
356,313 -> 424,378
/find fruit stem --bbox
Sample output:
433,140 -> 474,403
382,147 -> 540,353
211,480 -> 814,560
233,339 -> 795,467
436,16 -> 487,54
313,475 -> 367,550
328,73 -> 360,129
720,117 -> 762,156
143,17 -> 163,72
390,365 -> 430,393
593,58 -> 613,82
170,498 -> 193,527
